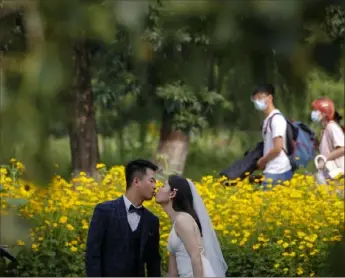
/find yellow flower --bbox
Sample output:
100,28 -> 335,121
59,216 -> 68,224
17,240 -> 25,246
305,234 -> 318,243
331,235 -> 342,241
290,190 -> 302,198
70,246 -> 78,252
297,267 -> 303,275
32,243 -> 39,250
3,159 -> 344,277
82,219 -> 89,229
96,163 -> 106,169
252,243 -> 261,250
20,184 -> 34,198
66,224 -> 75,231
297,231 -> 306,238
16,161 -> 25,172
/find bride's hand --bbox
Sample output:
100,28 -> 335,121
167,253 -> 178,277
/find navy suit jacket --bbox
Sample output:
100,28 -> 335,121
85,197 -> 161,277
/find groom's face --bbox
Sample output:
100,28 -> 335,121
137,168 -> 157,200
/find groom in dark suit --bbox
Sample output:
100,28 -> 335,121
85,159 -> 161,277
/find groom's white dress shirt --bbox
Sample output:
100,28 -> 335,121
123,195 -> 142,231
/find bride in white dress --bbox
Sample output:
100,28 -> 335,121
155,175 -> 228,277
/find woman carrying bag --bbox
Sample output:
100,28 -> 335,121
311,97 -> 344,179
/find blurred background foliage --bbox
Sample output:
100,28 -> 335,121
0,0 -> 344,184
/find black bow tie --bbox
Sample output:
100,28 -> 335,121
129,205 -> 144,215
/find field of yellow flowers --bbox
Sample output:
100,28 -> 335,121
0,159 -> 344,277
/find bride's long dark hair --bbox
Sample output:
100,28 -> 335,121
168,175 -> 203,236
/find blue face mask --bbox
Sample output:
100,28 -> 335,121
254,99 -> 268,111
311,110 -> 322,122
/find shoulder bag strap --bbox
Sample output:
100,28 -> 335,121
264,112 -> 282,135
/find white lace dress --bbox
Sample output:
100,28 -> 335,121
167,215 -> 217,277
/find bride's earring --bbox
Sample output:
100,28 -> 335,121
170,188 -> 178,199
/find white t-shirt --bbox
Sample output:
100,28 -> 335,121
320,121 -> 344,174
262,109 -> 292,174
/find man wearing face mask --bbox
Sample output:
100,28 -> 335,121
251,84 -> 292,187
311,97 -> 344,175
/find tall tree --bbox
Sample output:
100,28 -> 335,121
69,41 -> 100,176
0,0 -> 117,180
142,2 -> 231,174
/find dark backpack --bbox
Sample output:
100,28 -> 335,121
266,113 -> 316,172
219,141 -> 264,181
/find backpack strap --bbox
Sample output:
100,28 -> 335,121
264,112 -> 282,135
264,112 -> 291,155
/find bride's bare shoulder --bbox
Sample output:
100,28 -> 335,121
174,212 -> 195,230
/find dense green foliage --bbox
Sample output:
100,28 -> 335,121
0,0 -> 344,178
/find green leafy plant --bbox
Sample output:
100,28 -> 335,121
156,81 -> 232,134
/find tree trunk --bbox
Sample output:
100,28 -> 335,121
139,121 -> 148,147
68,41 -> 99,177
155,111 -> 190,175
117,127 -> 125,161
251,49 -> 268,84
207,54 -> 215,91
137,93 -> 148,148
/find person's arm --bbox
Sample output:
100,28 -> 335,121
261,136 -> 284,163
258,115 -> 286,168
146,216 -> 162,277
85,203 -> 108,277
326,147 -> 345,161
174,214 -> 204,278
325,124 -> 345,161
167,253 -> 178,277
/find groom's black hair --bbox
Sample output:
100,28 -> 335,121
125,159 -> 159,190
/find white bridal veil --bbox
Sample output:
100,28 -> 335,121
187,179 -> 228,277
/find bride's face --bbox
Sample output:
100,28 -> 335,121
155,181 -> 175,204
